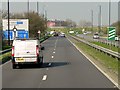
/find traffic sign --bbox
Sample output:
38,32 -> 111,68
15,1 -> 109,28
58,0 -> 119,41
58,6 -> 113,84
108,27 -> 116,40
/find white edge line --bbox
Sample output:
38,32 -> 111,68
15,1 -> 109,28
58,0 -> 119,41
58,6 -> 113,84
51,56 -> 54,58
49,63 -> 51,66
42,75 -> 47,81
67,37 -> 119,88
0,60 -> 11,67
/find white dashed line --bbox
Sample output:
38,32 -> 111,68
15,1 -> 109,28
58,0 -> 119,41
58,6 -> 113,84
54,49 -> 56,50
49,63 -> 51,66
42,75 -> 47,81
46,68 -> 49,70
51,56 -> 54,58
53,52 -> 55,54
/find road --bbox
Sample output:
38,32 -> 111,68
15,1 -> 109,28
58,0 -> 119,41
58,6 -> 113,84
77,34 -> 118,47
2,36 -> 118,88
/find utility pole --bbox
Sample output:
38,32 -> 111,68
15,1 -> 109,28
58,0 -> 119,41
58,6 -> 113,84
37,2 -> 39,14
91,10 -> 93,33
45,10 -> 47,27
109,0 -> 111,27
8,0 -> 10,45
98,5 -> 101,34
27,0 -> 29,18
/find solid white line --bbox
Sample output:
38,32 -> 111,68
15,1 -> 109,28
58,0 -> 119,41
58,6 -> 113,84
51,56 -> 54,58
67,37 -> 119,88
42,75 -> 47,81
0,60 -> 11,67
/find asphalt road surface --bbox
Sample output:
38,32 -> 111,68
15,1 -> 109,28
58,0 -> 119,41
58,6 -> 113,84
77,34 -> 118,47
2,36 -> 118,88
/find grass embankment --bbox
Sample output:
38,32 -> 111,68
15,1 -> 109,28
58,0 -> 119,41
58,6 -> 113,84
0,52 -> 11,64
70,37 -> 118,75
91,41 -> 119,52
2,46 -> 12,50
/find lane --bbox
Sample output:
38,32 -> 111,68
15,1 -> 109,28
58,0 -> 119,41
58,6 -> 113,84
77,34 -> 118,47
2,37 -> 57,88
40,36 -> 116,88
2,36 -> 117,88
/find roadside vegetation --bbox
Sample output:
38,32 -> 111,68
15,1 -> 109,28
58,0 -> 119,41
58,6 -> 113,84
0,52 -> 11,64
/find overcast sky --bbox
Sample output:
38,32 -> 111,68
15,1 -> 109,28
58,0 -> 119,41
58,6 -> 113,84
1,1 -> 119,26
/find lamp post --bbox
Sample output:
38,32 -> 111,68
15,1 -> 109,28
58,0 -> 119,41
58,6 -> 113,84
8,0 -> 10,45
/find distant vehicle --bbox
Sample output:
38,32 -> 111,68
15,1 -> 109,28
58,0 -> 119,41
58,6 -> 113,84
93,33 -> 99,39
59,33 -> 65,37
83,32 -> 87,35
12,39 -> 44,69
69,31 -> 74,34
53,32 -> 59,36
115,36 -> 119,41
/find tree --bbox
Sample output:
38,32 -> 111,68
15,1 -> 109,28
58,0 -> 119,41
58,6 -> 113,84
79,20 -> 92,28
111,21 -> 120,35
24,12 -> 47,38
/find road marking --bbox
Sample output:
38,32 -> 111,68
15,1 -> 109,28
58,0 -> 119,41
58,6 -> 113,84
67,37 -> 119,89
54,49 -> 56,50
49,63 -> 51,66
51,56 -> 54,58
0,60 -> 11,67
53,52 -> 55,54
42,75 -> 47,81
46,68 -> 49,70
54,37 -> 58,50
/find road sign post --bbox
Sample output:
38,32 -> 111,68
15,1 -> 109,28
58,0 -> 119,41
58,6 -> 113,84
108,27 -> 116,41
108,27 -> 116,50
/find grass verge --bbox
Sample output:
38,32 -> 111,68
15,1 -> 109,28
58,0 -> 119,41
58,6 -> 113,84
0,52 -> 11,64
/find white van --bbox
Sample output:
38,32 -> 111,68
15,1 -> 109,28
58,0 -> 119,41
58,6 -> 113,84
12,39 -> 44,69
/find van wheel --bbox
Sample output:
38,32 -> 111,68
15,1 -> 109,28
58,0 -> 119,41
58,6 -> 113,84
12,64 -> 16,69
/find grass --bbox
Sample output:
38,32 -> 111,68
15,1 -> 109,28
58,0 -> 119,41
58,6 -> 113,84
91,41 -> 119,52
70,37 -> 118,74
0,52 -> 11,64
2,46 -> 12,50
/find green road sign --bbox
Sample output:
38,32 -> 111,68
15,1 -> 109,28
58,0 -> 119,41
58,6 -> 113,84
108,27 -> 116,40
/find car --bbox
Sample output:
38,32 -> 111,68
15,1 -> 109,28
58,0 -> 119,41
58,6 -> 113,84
115,36 -> 119,41
12,39 -> 44,69
93,33 -> 99,39
59,33 -> 65,37
83,32 -> 87,35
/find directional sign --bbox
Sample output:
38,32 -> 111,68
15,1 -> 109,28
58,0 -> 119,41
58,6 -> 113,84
108,27 -> 116,40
